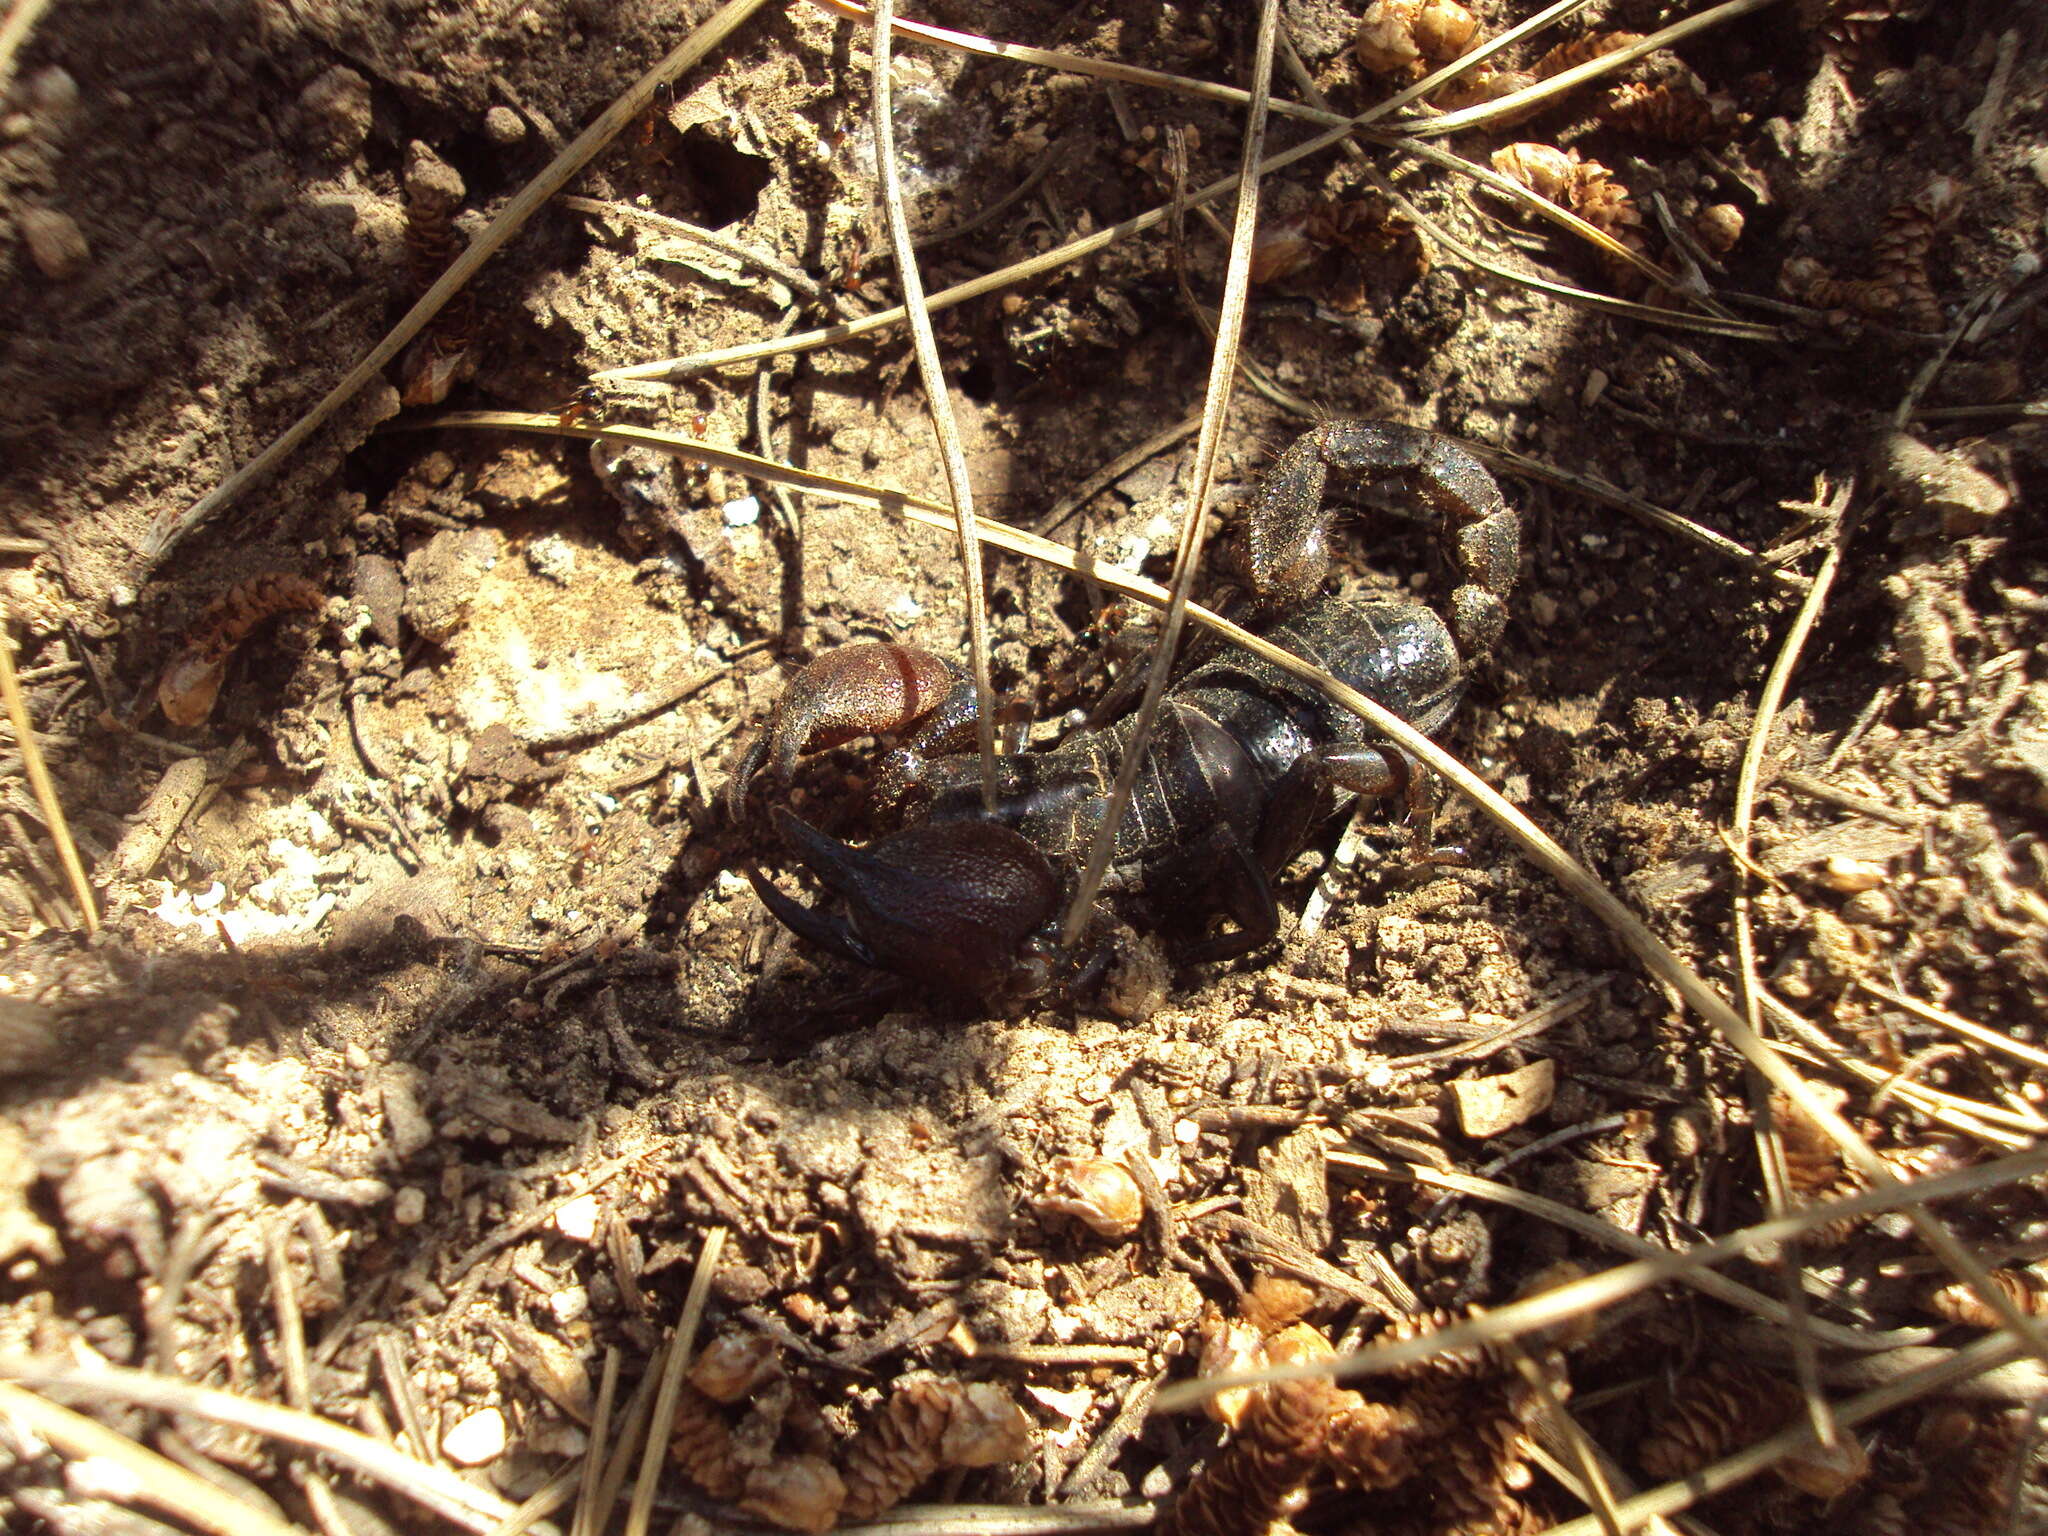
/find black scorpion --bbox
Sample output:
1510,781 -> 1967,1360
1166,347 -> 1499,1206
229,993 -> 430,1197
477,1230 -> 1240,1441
724,421 -> 1519,1006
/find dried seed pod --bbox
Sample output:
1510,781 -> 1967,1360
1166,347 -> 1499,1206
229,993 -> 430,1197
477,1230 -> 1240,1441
1773,1087 -> 1849,1197
669,1381 -> 744,1500
1600,77 -> 1740,141
1038,1155 -> 1143,1240
1491,142 -> 1650,278
1781,177 -> 1958,332
1432,66 -> 1542,124
1923,1266 -> 2048,1328
1491,142 -> 1577,202
1250,215 -> 1316,285
1867,175 -> 1960,332
1694,202 -> 1745,256
1778,1428 -> 1870,1499
397,140 -> 476,406
1239,1274 -> 1318,1335
1529,30 -> 1644,79
1566,158 -> 1650,274
1197,1306 -> 1266,1428
1378,1306 -> 1507,1381
1324,1393 -> 1426,1490
688,1331 -> 782,1403
1260,1321 -> 1336,1371
1355,0 -> 1478,79
1636,1359 -> 1865,1499
158,573 -> 325,727
1805,0 -> 1927,66
839,1377 -> 1032,1521
1156,1375 -> 1336,1536
1307,195 -> 1419,262
1640,1362 -> 1797,1477
1918,1408 -> 2029,1534
737,1454 -> 846,1535
1425,1376 -> 1545,1535
936,1381 -> 1033,1468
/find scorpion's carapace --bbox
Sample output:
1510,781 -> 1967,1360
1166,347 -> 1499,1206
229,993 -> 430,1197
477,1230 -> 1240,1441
725,421 -> 1519,1005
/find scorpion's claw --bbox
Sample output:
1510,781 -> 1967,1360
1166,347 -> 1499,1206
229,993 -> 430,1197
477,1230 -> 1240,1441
766,807 -> 1062,1002
725,642 -> 960,816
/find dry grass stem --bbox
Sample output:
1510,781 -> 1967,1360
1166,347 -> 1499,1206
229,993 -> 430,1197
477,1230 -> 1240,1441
1861,979 -> 2048,1073
1358,151 -> 1777,340
0,0 -> 55,97
1059,0 -> 1280,949
871,0 -> 997,806
584,1359 -> 662,1536
0,1360 -> 537,1533
1158,1138 -> 2048,1409
0,1380 -> 307,1536
151,0 -> 773,563
612,3 -> 1783,385
1039,416 -> 1203,535
1327,1150 -> 1936,1351
0,621 -> 97,931
487,1467 -> 579,1536
571,1347 -> 620,1536
1467,441 -> 1796,580
1412,0 -> 1785,136
624,1226 -> 726,1536
557,194 -> 838,308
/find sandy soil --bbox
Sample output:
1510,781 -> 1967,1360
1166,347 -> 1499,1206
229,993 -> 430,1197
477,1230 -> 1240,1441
1,1 -> 2043,1532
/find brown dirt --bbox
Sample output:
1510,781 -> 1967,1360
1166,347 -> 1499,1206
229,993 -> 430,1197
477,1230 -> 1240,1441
2,1 -> 2044,1532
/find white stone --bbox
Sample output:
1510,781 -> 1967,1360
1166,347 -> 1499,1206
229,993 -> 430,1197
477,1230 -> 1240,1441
553,1193 -> 600,1243
442,1407 -> 506,1466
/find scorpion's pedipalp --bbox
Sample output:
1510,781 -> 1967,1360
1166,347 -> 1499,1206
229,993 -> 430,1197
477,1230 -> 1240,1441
1241,420 -> 1518,659
741,859 -> 882,973
771,808 -> 1060,1001
725,641 -> 958,814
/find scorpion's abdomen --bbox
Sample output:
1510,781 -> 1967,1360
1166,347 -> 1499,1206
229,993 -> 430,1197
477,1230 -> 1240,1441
1263,596 -> 1463,741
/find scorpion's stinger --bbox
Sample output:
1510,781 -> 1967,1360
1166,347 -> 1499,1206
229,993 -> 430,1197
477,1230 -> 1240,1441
769,807 -> 1061,1001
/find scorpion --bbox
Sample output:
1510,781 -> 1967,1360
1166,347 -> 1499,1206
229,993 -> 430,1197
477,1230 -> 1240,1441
724,421 -> 1519,1007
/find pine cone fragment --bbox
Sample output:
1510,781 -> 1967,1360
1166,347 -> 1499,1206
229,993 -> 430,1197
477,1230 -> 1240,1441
838,1377 -> 1032,1521
1924,1266 -> 2048,1328
669,1381 -> 744,1501
1157,1375 -> 1337,1536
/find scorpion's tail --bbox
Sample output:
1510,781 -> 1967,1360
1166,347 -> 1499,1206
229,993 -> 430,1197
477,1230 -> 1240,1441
1241,420 -> 1518,660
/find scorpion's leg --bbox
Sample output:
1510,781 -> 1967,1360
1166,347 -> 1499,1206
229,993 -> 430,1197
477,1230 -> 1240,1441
724,641 -> 961,815
757,807 -> 1062,1002
1243,421 -> 1519,658
1256,742 -> 1438,870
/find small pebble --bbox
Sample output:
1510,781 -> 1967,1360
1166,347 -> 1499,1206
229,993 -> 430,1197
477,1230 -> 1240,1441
442,1407 -> 507,1466
483,104 -> 527,145
1819,855 -> 1887,894
17,206 -> 88,279
722,495 -> 761,527
553,1193 -> 600,1243
391,1186 -> 427,1225
25,66 -> 80,125
298,66 -> 373,159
